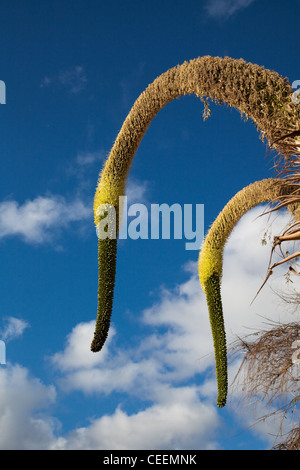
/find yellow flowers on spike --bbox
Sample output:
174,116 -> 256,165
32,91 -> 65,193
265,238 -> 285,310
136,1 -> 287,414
198,179 -> 291,407
91,55 -> 300,407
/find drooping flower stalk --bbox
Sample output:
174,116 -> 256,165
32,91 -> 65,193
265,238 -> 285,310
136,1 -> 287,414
91,56 -> 300,359
198,178 -> 297,407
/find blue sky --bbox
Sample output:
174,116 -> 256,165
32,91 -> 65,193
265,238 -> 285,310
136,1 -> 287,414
0,0 -> 300,450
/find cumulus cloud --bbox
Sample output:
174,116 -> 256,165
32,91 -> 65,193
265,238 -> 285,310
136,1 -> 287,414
51,270 -> 213,399
0,194 -> 91,244
0,365 -> 57,450
0,170 -> 151,247
221,207 -> 300,335
204,0 -> 256,20
0,205 -> 298,449
49,205 -> 299,449
52,387 -> 220,450
51,321 -> 115,374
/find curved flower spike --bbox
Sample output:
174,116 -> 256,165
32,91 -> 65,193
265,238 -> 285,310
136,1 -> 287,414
91,56 -> 300,356
198,178 -> 296,407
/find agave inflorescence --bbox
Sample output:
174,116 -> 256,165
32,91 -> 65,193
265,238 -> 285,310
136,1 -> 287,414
198,178 -> 300,407
91,55 -> 300,407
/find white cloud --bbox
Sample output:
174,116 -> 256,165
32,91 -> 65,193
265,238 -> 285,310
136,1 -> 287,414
0,317 -> 29,342
221,207 -> 300,336
51,321 -> 115,374
0,365 -> 57,450
204,0 -> 256,20
0,194 -> 91,244
51,386 -> 220,450
49,205 -> 299,449
0,205 -> 297,449
51,267 -> 213,398
0,175 -> 151,247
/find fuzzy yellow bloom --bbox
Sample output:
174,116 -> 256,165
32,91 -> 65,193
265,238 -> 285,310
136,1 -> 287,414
198,178 -> 295,407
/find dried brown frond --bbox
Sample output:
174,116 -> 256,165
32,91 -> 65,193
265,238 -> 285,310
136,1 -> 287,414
266,154 -> 300,215
273,426 -> 300,450
275,289 -> 300,309
230,320 -> 300,449
232,322 -> 300,404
